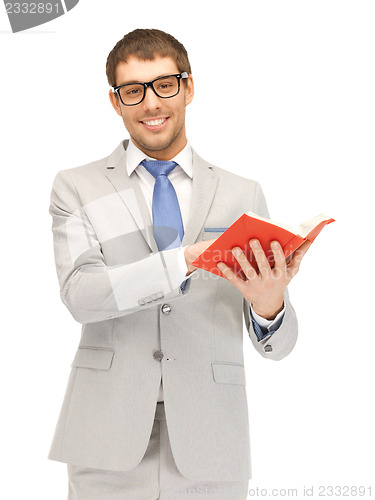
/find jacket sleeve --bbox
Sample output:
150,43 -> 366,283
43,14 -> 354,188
243,182 -> 298,360
49,169 -> 191,325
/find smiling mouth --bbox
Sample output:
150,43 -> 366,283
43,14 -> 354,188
141,117 -> 168,130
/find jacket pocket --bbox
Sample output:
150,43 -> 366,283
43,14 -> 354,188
211,362 -> 246,385
71,346 -> 115,370
202,227 -> 229,241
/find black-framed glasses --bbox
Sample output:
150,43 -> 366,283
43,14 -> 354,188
112,72 -> 188,106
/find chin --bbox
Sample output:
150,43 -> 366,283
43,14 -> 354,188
136,136 -> 176,153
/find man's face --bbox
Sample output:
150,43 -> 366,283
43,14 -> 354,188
109,56 -> 194,160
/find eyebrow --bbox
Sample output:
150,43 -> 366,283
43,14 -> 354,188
116,73 -> 176,86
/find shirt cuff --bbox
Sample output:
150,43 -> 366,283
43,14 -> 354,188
160,247 -> 189,290
250,304 -> 286,330
177,246 -> 190,282
177,246 -> 195,294
249,303 -> 285,341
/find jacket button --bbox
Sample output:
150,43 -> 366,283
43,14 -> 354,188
264,344 -> 273,352
161,304 -> 172,315
153,350 -> 164,361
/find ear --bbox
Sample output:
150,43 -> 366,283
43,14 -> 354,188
108,89 -> 122,117
184,74 -> 194,106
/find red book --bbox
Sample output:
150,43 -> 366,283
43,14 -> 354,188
192,212 -> 335,278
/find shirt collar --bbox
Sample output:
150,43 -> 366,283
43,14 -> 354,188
126,139 -> 193,178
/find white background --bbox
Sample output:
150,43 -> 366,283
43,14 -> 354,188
1,1 -> 374,498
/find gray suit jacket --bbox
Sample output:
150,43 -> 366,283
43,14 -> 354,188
48,140 -> 298,482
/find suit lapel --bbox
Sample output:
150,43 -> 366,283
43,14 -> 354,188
105,140 -> 158,253
182,149 -> 219,246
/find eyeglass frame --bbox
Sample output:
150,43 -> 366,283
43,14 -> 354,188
112,72 -> 189,106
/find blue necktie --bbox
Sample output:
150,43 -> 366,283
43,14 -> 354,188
141,160 -> 184,251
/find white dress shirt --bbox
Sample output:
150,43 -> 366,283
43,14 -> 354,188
126,139 -> 285,401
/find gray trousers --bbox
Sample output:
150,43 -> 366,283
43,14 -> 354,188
67,402 -> 249,500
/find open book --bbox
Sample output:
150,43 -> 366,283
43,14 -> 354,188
192,212 -> 335,277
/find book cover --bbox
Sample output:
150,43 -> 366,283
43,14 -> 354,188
192,212 -> 335,278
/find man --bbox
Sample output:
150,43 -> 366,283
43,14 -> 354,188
48,29 -> 310,500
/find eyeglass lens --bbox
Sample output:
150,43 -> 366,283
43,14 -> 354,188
118,75 -> 180,105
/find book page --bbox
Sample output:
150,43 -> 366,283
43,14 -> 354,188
297,214 -> 332,238
244,211 -> 296,234
245,211 -> 332,239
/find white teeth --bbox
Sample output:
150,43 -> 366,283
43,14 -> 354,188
143,118 -> 166,126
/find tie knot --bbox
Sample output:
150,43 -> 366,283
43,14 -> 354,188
141,160 -> 178,179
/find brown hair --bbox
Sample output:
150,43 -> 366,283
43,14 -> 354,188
106,28 -> 192,87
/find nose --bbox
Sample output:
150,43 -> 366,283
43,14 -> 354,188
142,85 -> 161,110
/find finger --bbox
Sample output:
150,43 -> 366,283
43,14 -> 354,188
231,247 -> 257,280
250,239 -> 271,276
287,240 -> 312,276
270,241 -> 287,270
297,239 -> 313,255
217,262 -> 247,287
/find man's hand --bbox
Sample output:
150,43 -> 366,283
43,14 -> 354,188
217,239 -> 312,320
184,239 -> 217,276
